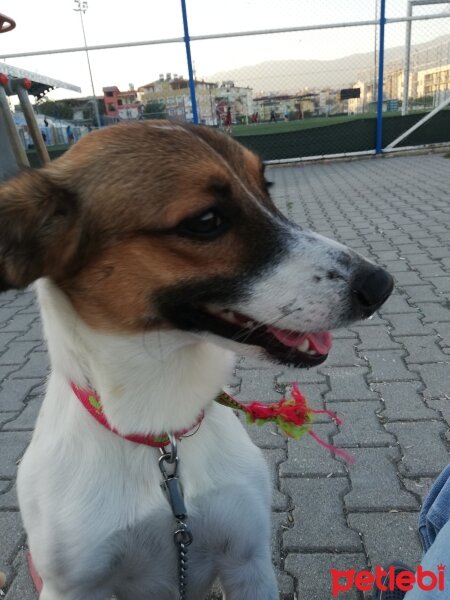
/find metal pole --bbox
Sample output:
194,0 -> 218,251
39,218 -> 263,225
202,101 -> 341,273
402,1 -> 413,115
74,1 -> 101,128
2,13 -> 450,60
375,0 -> 386,154
385,93 -> 450,149
15,83 -> 50,165
0,85 -> 29,168
180,0 -> 198,124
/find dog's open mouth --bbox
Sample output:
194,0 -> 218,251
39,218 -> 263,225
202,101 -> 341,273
205,308 -> 333,367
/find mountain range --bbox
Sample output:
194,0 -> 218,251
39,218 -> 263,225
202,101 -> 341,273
206,34 -> 450,94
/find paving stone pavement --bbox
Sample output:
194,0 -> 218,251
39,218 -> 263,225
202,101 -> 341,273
1,154 -> 449,599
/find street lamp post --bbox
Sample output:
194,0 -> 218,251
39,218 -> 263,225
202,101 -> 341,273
73,0 -> 101,128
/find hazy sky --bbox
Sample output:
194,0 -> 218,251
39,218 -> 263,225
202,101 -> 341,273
0,0 -> 448,100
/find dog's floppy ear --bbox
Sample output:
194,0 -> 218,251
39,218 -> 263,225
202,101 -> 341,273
0,169 -> 80,292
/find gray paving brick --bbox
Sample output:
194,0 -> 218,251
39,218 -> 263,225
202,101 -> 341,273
282,478 -> 361,552
387,313 -> 434,335
427,399 -> 450,427
402,478 -> 436,505
262,448 -> 289,511
394,272 -> 427,286
414,363 -> 450,399
323,337 -> 365,366
11,352 -> 49,379
0,378 -> 44,411
321,366 -> 379,401
276,366 -> 327,385
4,550 -> 37,600
394,335 -> 449,364
373,382 -> 436,421
331,401 -> 395,447
404,285 -> 444,304
235,369 -> 282,403
0,512 -> 23,564
280,424 -> 346,476
348,513 -> 422,570
378,295 -> 416,313
242,419 -> 286,449
416,302 -> 450,323
0,482 -> 18,509
385,421 -> 449,477
0,333 -> 19,352
364,349 -> 419,383
285,553 -> 367,600
352,325 -> 399,350
0,343 -> 41,366
0,431 -> 32,477
2,400 -> 41,431
0,314 -> 38,333
344,447 -> 418,511
427,276 -> 450,293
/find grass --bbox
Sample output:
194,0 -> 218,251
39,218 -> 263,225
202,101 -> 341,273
231,109 -> 439,137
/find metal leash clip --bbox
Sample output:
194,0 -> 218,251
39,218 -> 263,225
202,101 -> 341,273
158,435 -> 193,599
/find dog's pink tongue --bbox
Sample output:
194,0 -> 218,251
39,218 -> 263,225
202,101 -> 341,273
266,327 -> 333,354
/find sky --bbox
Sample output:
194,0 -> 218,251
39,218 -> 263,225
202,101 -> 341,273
0,0 -> 448,101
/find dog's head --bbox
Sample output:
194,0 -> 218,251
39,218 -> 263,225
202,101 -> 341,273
0,121 -> 393,367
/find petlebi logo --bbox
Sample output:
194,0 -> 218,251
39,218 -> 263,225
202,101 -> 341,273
330,564 -> 446,596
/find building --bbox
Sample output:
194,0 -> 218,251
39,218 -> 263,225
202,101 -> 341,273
214,81 -> 253,124
137,73 -> 217,125
252,93 -> 317,121
416,63 -> 450,104
103,85 -> 141,121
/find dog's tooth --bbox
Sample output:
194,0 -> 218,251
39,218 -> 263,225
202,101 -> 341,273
297,340 -> 309,352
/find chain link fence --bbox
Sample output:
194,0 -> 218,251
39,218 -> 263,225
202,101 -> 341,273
0,0 -> 449,162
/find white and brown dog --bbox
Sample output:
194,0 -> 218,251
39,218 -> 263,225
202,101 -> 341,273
0,122 -> 392,600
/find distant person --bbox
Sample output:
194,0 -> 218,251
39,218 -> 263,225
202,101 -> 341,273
66,125 -> 75,145
224,107 -> 232,134
43,117 -> 49,127
270,110 -> 277,122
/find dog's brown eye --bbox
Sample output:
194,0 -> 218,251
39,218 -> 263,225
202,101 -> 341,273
177,209 -> 228,240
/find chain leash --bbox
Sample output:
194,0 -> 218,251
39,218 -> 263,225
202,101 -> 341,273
159,435 -> 193,600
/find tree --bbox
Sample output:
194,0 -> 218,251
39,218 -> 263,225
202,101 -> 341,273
143,101 -> 166,119
37,100 -> 73,120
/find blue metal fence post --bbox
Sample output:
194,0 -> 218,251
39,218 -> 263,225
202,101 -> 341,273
375,0 -> 386,154
180,0 -> 199,124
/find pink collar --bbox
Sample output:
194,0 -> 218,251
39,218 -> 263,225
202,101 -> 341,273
71,382 -> 204,448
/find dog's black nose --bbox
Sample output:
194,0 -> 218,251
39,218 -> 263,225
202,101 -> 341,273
352,266 -> 394,318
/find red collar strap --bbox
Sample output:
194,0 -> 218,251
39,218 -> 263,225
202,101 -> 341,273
70,382 -> 204,448
71,381 -> 354,462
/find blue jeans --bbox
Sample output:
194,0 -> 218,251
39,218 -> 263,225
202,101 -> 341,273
404,464 -> 450,599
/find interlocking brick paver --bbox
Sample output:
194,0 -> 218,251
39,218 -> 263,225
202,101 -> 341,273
321,366 -> 379,401
331,401 -> 394,447
414,363 -> 450,398
387,313 -> 434,335
280,424 -> 346,476
416,302 -> 450,323
344,447 -> 418,511
285,553 -> 367,600
1,155 -> 449,600
373,381 -> 436,421
394,335 -> 449,364
364,349 -> 419,382
282,478 -> 361,552
348,513 -> 422,570
352,325 -> 400,350
385,421 -> 449,477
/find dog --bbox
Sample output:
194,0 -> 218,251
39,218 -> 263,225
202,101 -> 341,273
0,121 -> 393,600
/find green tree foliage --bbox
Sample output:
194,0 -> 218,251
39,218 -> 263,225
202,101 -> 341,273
143,101 -> 166,119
